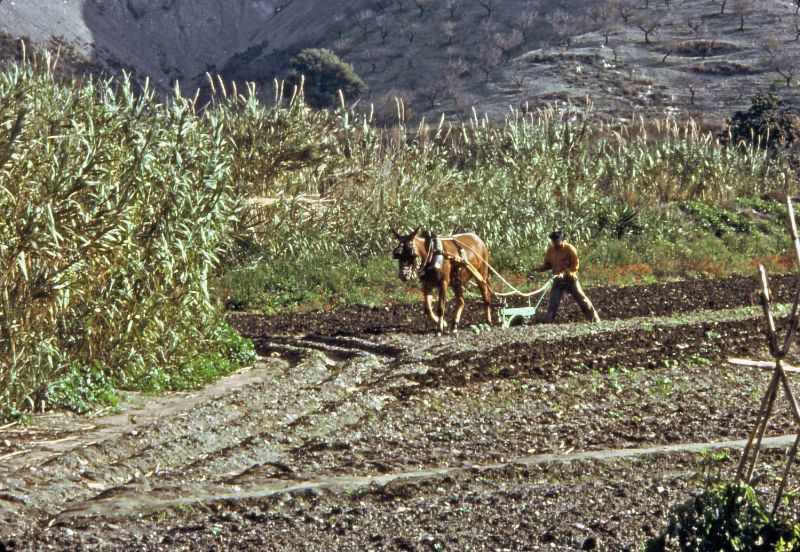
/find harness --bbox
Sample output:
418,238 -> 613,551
417,232 -> 444,276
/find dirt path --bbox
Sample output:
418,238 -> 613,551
3,275 -> 799,550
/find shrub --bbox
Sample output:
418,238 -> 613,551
647,482 -> 800,551
728,92 -> 800,149
288,48 -> 366,109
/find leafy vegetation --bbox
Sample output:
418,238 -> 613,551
288,48 -> 366,109
647,482 -> 800,551
0,59 -> 250,419
729,92 -> 800,150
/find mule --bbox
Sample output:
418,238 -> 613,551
392,228 -> 493,334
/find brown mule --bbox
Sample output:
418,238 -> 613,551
393,228 -> 493,334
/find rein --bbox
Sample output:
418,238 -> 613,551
446,236 -> 552,299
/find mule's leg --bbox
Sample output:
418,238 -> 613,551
437,281 -> 449,335
423,284 -> 440,326
453,285 -> 466,333
479,281 -> 493,324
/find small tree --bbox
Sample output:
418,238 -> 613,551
403,21 -> 421,44
610,0 -> 637,24
547,8 -> 578,47
288,48 -> 366,109
413,0 -> 433,17
590,3 -> 619,46
516,1 -> 541,42
728,91 -> 800,148
764,38 -> 800,88
478,43 -> 502,81
355,9 -> 375,39
376,14 -> 391,44
686,17 -> 706,37
732,0 -> 750,31
633,11 -> 661,44
441,20 -> 457,46
494,29 -> 524,61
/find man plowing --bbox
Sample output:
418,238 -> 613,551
530,229 -> 600,323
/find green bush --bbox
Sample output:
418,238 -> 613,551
728,92 -> 800,149
288,48 -> 366,109
43,362 -> 119,415
647,482 -> 800,552
679,201 -> 752,237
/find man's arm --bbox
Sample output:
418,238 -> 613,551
528,249 -> 552,279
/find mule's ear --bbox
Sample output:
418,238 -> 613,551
391,228 -> 402,240
412,226 -> 421,238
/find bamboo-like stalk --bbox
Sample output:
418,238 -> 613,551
772,432 -> 800,516
746,373 -> 781,483
737,368 -> 781,481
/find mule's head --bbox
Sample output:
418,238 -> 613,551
392,227 -> 422,282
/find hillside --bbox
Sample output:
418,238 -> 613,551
1,0 -> 800,122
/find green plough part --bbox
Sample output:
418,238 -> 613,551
497,279 -> 553,329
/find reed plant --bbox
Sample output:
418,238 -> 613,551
0,59 -> 249,418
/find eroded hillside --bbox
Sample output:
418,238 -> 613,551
1,0 -> 799,121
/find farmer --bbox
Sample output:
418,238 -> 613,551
529,229 -> 600,323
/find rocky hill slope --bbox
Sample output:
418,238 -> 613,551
1,0 -> 799,122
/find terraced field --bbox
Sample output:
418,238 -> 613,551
3,274 -> 800,551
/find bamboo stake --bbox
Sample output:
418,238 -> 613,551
746,372 -> 781,482
779,363 -> 800,426
782,197 -> 800,354
772,432 -> 800,516
738,368 -> 781,481
758,264 -> 779,356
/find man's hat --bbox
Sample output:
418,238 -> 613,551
548,229 -> 564,241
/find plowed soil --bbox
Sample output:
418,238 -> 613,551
3,275 -> 800,551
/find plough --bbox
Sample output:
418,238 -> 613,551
495,279 -> 553,329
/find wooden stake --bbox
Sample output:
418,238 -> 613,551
746,372 -> 781,482
738,368 -> 781,481
772,432 -> 800,516
758,264 -> 779,356
779,362 -> 800,427
783,197 -> 800,354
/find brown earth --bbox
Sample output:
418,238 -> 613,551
2,275 -> 800,551
232,273 -> 796,337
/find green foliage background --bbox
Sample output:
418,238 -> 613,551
0,61 -> 253,418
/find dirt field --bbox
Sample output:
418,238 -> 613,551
3,274 -> 800,551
